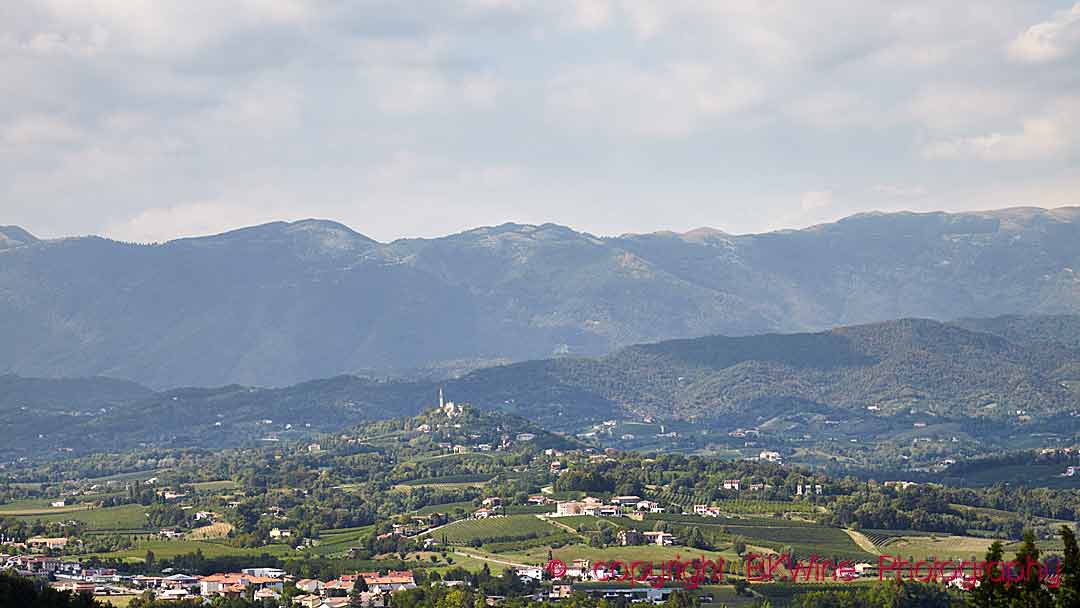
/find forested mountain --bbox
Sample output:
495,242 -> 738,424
4,316 -> 1079,458
2,207 -> 1080,388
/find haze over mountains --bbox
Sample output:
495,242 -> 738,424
2,206 -> 1080,388
3,315 -> 1080,457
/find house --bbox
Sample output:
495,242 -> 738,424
199,573 -> 283,597
474,508 -> 495,519
27,537 -> 69,551
241,567 -> 285,578
694,505 -> 723,518
515,567 -> 543,581
269,528 -> 292,539
642,531 -> 677,546
635,500 -> 663,513
555,501 -> 584,516
296,579 -> 324,594
254,587 -> 281,601
610,495 -> 641,506
50,500 -> 66,508
758,450 -> 782,463
161,573 -> 199,589
722,479 -> 741,491
481,497 -> 502,507
293,595 -> 324,608
617,529 -> 644,546
360,570 -> 417,593
527,495 -> 553,505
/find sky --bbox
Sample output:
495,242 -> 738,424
2,1 -> 1079,243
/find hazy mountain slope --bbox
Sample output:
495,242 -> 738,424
953,314 -> 1080,351
5,316 -> 1079,458
2,207 -> 1080,387
0,226 -> 38,250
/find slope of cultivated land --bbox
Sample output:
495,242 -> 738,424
187,522 -> 234,540
430,515 -> 564,545
882,536 -> 999,561
10,504 -> 149,531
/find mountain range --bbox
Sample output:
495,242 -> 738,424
3,314 -> 1079,458
2,206 -> 1080,388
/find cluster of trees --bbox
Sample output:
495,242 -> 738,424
0,571 -> 106,608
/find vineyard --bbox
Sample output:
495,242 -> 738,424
648,488 -> 813,514
434,515 -> 563,545
726,525 -> 873,562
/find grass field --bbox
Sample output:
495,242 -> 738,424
187,522 -> 234,540
98,596 -> 139,607
82,538 -> 294,561
434,515 -> 562,545
398,474 -> 492,486
724,525 -> 872,562
9,504 -> 149,531
190,480 -> 239,491
499,543 -> 743,567
0,498 -> 98,516
413,501 -> 475,515
882,535 -> 998,561
307,525 -> 375,556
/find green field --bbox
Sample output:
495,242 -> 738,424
9,504 -> 150,531
308,525 -> 375,556
398,474 -> 493,486
724,525 -> 872,562
433,515 -> 563,545
413,501 -> 476,515
83,538 -> 294,561
190,480 -> 239,491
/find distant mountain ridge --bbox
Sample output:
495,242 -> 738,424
4,315 -> 1080,458
2,206 -> 1080,387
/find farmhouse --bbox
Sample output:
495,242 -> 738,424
642,531 -> 678,546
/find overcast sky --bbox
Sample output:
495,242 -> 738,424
3,1 -> 1079,243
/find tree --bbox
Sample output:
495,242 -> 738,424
350,575 -> 369,607
968,541 -> 1007,608
1057,525 -> 1080,608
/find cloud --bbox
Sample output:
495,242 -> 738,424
3,1 -> 1080,242
921,99 -> 1078,161
546,62 -> 763,137
1008,2 -> 1080,63
800,190 -> 834,212
1,114 -> 83,145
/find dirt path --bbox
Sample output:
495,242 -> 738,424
452,549 -> 532,569
844,529 -> 880,555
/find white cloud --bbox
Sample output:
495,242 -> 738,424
4,1 -> 1080,242
547,63 -> 763,137
921,99 -> 1078,161
1008,2 -> 1080,63
1,114 -> 82,145
800,190 -> 833,212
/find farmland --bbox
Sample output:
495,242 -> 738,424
431,515 -> 563,545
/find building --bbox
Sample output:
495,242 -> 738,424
269,528 -> 292,539
617,529 -> 644,546
556,501 -> 584,516
722,479 -> 741,491
610,495 -> 641,506
635,500 -> 664,513
642,531 -> 677,546
758,450 -> 782,463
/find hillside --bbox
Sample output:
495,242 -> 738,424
5,315 -> 1080,458
2,207 -> 1080,387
